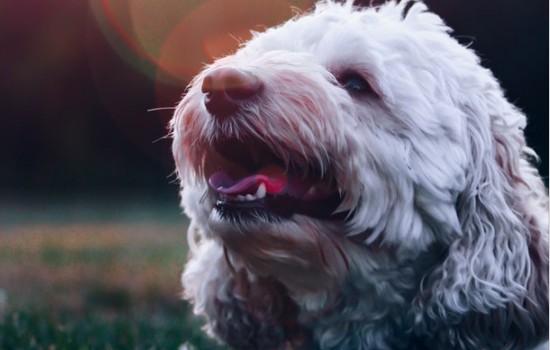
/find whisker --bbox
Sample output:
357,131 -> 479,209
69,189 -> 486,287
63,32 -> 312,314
153,134 -> 171,144
148,107 -> 176,112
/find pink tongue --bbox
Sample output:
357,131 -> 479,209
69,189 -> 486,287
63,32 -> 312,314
208,165 -> 288,195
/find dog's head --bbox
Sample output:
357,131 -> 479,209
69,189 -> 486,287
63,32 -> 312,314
172,1 -> 547,345
173,0 -> 467,242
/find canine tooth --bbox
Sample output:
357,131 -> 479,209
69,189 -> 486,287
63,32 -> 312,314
245,194 -> 255,201
256,183 -> 266,199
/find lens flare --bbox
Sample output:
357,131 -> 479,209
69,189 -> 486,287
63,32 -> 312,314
90,0 -> 313,86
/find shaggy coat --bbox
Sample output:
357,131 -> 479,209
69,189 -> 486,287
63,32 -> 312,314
171,1 -> 549,349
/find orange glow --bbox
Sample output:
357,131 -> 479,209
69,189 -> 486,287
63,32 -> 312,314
157,0 -> 313,85
90,0 -> 313,87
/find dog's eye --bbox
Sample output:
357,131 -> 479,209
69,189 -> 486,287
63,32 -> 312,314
339,73 -> 374,96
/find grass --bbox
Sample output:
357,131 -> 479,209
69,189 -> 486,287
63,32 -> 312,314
0,212 -> 223,349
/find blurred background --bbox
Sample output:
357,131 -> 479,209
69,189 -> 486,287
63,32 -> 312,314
0,0 -> 547,348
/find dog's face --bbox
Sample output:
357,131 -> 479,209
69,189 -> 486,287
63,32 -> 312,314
172,2 -> 548,348
172,1 -> 545,300
173,2 -> 469,259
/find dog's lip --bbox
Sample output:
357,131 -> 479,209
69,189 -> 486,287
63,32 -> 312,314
214,192 -> 346,221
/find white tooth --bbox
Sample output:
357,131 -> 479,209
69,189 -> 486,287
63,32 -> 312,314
236,195 -> 245,201
256,183 -> 266,199
245,194 -> 255,201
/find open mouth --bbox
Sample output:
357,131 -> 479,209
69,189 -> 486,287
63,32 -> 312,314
205,137 -> 345,222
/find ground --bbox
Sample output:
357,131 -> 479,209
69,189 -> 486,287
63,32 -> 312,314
0,198 -> 223,349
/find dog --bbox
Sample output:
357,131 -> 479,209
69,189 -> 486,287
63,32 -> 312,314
170,1 -> 549,349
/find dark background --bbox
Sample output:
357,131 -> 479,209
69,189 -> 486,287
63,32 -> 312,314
1,0 -> 547,205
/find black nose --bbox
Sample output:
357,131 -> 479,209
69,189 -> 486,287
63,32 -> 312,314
201,67 -> 263,118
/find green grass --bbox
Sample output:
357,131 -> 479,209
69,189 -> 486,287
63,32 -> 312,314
0,307 -> 212,350
0,215 -> 223,349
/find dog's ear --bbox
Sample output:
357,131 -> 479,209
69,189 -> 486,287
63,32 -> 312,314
416,84 -> 548,340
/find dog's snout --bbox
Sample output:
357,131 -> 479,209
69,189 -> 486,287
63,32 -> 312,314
201,67 -> 262,118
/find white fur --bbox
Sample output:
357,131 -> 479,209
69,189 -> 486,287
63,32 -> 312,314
171,1 -> 548,349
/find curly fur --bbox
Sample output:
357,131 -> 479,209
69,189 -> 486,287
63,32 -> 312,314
171,1 -> 549,349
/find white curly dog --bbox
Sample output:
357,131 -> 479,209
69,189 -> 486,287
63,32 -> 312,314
171,1 -> 548,349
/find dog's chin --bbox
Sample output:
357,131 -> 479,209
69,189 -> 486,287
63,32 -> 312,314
203,136 -> 348,223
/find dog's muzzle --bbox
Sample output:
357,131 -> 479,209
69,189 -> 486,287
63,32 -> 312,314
199,67 -> 346,222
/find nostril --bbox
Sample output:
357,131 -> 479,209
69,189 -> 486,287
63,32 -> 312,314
201,67 -> 263,118
201,75 -> 215,95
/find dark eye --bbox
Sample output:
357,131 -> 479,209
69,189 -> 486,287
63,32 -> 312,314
339,73 -> 374,96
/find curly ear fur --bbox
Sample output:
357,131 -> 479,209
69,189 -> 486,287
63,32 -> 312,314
415,82 -> 549,348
